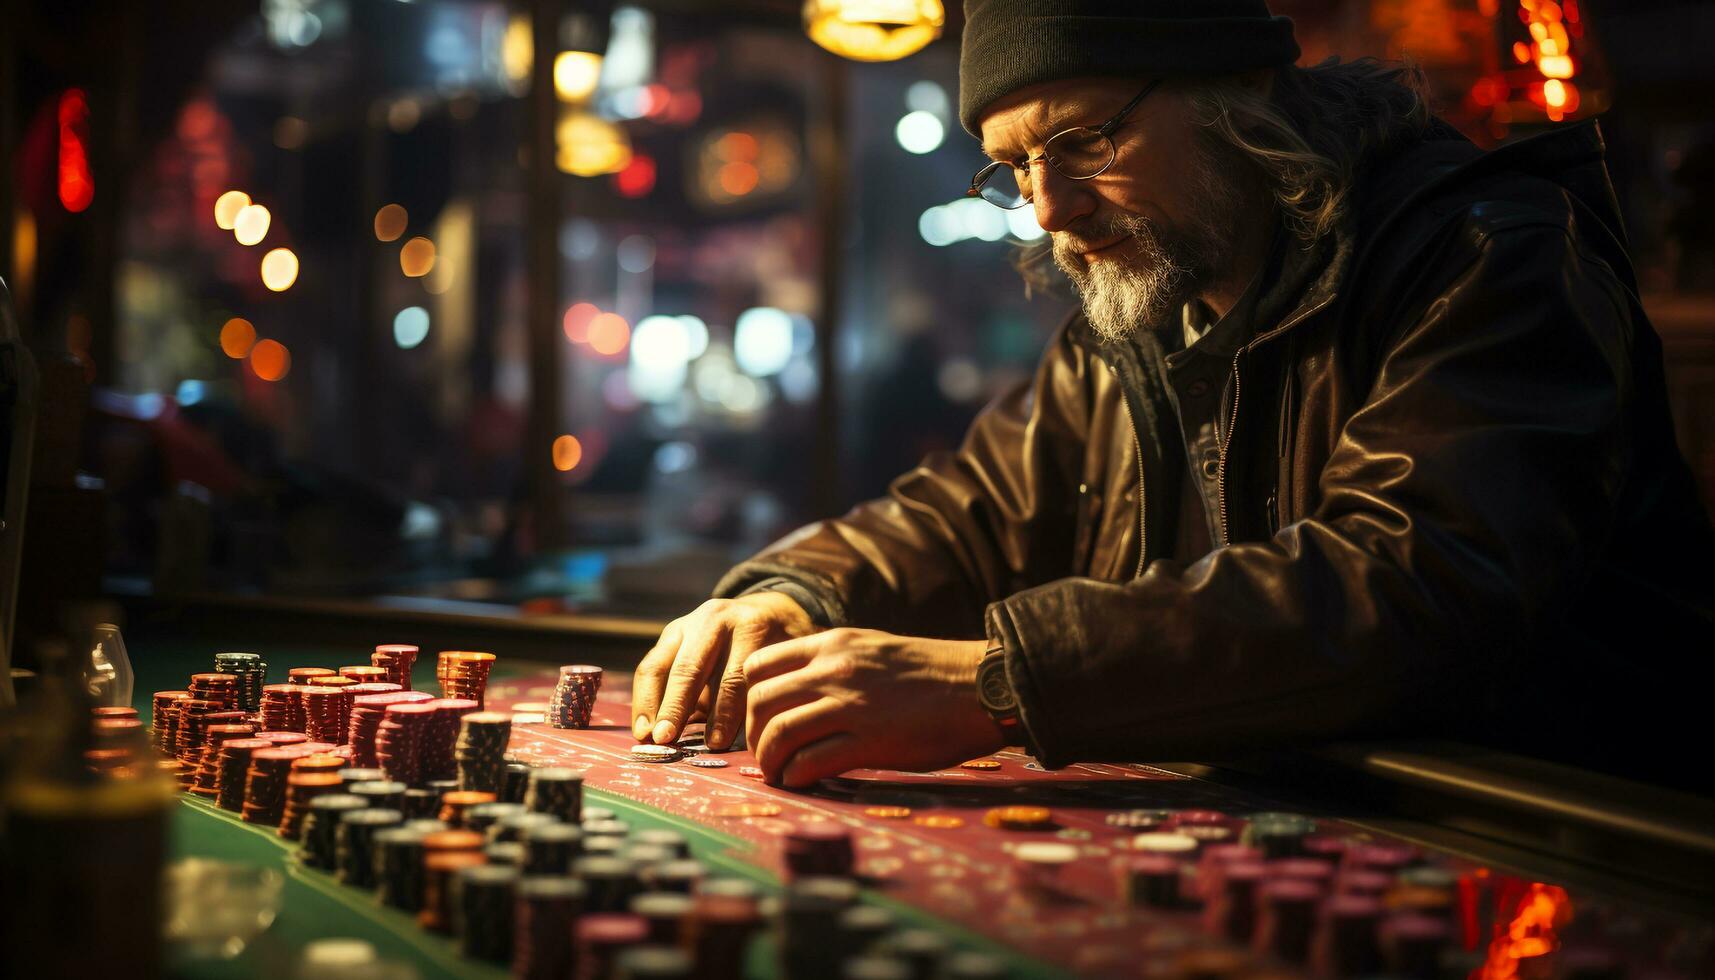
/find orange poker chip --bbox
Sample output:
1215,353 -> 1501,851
863,806 -> 912,819
285,771 -> 342,788
716,803 -> 782,818
960,759 -> 1002,770
983,805 -> 1053,830
442,790 -> 497,807
913,815 -> 965,829
421,830 -> 486,852
290,754 -> 345,773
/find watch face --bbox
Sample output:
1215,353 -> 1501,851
978,657 -> 1016,713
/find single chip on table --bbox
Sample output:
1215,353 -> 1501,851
863,806 -> 912,819
714,803 -> 781,819
629,744 -> 681,763
959,759 -> 1001,770
912,815 -> 965,829
738,766 -> 765,779
687,757 -> 729,768
983,806 -> 1053,830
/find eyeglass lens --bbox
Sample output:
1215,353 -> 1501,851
979,128 -> 1115,208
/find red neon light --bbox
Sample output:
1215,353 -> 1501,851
58,89 -> 94,213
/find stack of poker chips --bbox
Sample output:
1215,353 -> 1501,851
347,682 -> 403,696
288,667 -> 336,684
375,702 -> 437,786
191,721 -> 256,796
349,779 -> 407,812
299,794 -> 367,869
420,850 -> 488,933
525,767 -> 584,823
376,826 -> 432,910
456,864 -> 520,962
548,665 -> 603,729
372,644 -> 419,690
687,879 -> 765,980
512,876 -> 585,979
279,755 -> 346,839
259,685 -> 298,732
187,672 -> 239,712
214,738 -> 271,810
349,691 -> 434,767
632,891 -> 695,948
256,731 -> 311,749
243,746 -> 310,824
338,664 -> 387,684
174,699 -> 218,764
302,686 -> 354,744
150,690 -> 189,754
576,914 -> 649,980
92,714 -> 148,759
436,651 -> 497,707
455,712 -> 511,794
523,823 -> 583,875
778,877 -> 860,979
213,652 -> 267,713
335,807 -> 403,887
781,825 -> 855,880
425,698 -> 478,781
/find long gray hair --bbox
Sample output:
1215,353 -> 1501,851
1013,58 -> 1432,294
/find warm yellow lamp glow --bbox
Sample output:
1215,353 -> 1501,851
554,51 -> 604,103
803,0 -> 944,63
555,111 -> 632,177
234,204 -> 271,245
400,236 -> 437,277
503,14 -> 533,85
214,190 -> 251,230
260,247 -> 299,291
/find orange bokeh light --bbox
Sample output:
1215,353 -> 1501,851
718,161 -> 759,197
563,302 -> 599,343
587,313 -> 630,356
552,434 -> 584,472
219,317 -> 257,359
249,338 -> 291,381
374,203 -> 408,242
400,236 -> 436,277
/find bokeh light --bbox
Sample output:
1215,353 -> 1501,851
804,0 -> 944,62
587,312 -> 630,356
553,51 -> 603,102
399,236 -> 436,277
735,307 -> 795,376
374,204 -> 408,242
393,306 -> 431,349
614,154 -> 656,197
563,302 -> 599,343
552,434 -> 584,472
214,190 -> 251,230
260,248 -> 299,291
249,339 -> 291,381
895,110 -> 945,154
234,204 -> 271,245
219,317 -> 256,359
556,112 -> 631,176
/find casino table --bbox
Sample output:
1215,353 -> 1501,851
132,632 -> 1715,979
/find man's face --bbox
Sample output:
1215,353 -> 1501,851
978,77 -> 1247,341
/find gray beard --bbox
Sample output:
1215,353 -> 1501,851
1053,213 -> 1196,344
1050,145 -> 1245,345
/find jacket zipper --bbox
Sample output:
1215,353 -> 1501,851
1118,387 -> 1148,577
1215,350 -> 1243,547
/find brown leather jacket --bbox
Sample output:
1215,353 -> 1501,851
716,121 -> 1715,785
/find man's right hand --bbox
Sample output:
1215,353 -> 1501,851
630,592 -> 819,750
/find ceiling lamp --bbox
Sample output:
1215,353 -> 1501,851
556,110 -> 632,177
804,0 -> 944,63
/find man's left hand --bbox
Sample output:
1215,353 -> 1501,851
741,628 -> 1004,788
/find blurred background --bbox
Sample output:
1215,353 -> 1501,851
3,0 -> 1713,652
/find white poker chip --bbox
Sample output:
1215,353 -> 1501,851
629,744 -> 681,763
1014,842 -> 1080,866
687,757 -> 729,768
1132,832 -> 1199,854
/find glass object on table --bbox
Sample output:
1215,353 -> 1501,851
85,622 -> 132,707
162,859 -> 284,961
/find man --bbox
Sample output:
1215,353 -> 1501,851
631,1 -> 1715,792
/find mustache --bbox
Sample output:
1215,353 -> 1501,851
1051,212 -> 1153,256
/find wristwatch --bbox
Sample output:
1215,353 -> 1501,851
976,645 -> 1021,738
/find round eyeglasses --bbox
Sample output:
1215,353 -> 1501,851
967,78 -> 1163,210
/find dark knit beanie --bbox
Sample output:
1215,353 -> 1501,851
959,0 -> 1301,136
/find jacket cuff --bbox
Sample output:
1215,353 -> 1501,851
984,599 -> 1065,768
713,561 -> 848,629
